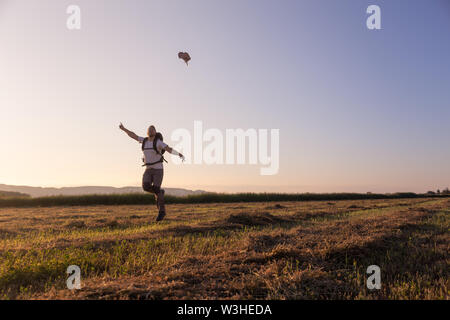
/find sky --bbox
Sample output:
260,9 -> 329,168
0,0 -> 449,193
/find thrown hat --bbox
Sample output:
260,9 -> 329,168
178,52 -> 191,65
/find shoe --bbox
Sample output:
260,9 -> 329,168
156,211 -> 166,222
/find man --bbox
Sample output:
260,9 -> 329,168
119,123 -> 184,221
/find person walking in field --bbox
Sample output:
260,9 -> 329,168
119,123 -> 184,221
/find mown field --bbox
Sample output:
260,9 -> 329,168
0,197 -> 448,300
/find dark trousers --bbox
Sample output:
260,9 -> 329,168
142,168 -> 165,212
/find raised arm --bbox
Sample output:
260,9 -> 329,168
119,122 -> 140,142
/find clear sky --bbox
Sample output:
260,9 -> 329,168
0,0 -> 449,193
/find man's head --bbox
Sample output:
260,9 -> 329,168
147,125 -> 156,138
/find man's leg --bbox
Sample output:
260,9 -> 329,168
153,169 -> 165,212
143,169 -> 160,209
153,169 -> 166,221
142,169 -> 154,193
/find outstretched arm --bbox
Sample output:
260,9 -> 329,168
164,146 -> 185,161
119,122 -> 139,142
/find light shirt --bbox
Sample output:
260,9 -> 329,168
138,136 -> 168,169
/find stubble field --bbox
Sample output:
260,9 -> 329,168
0,197 -> 448,300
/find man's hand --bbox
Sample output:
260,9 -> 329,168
179,153 -> 185,162
119,122 -> 139,141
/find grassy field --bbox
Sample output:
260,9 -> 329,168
0,197 -> 448,300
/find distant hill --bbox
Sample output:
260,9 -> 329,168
0,184 -> 207,198
0,190 -> 31,199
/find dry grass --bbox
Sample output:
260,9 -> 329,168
0,198 -> 448,300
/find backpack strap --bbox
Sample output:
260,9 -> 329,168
153,136 -> 168,163
153,137 -> 159,154
142,158 -> 166,167
141,137 -> 147,151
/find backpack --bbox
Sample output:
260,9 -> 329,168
141,132 -> 168,166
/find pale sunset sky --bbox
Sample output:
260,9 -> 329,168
0,0 -> 449,193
